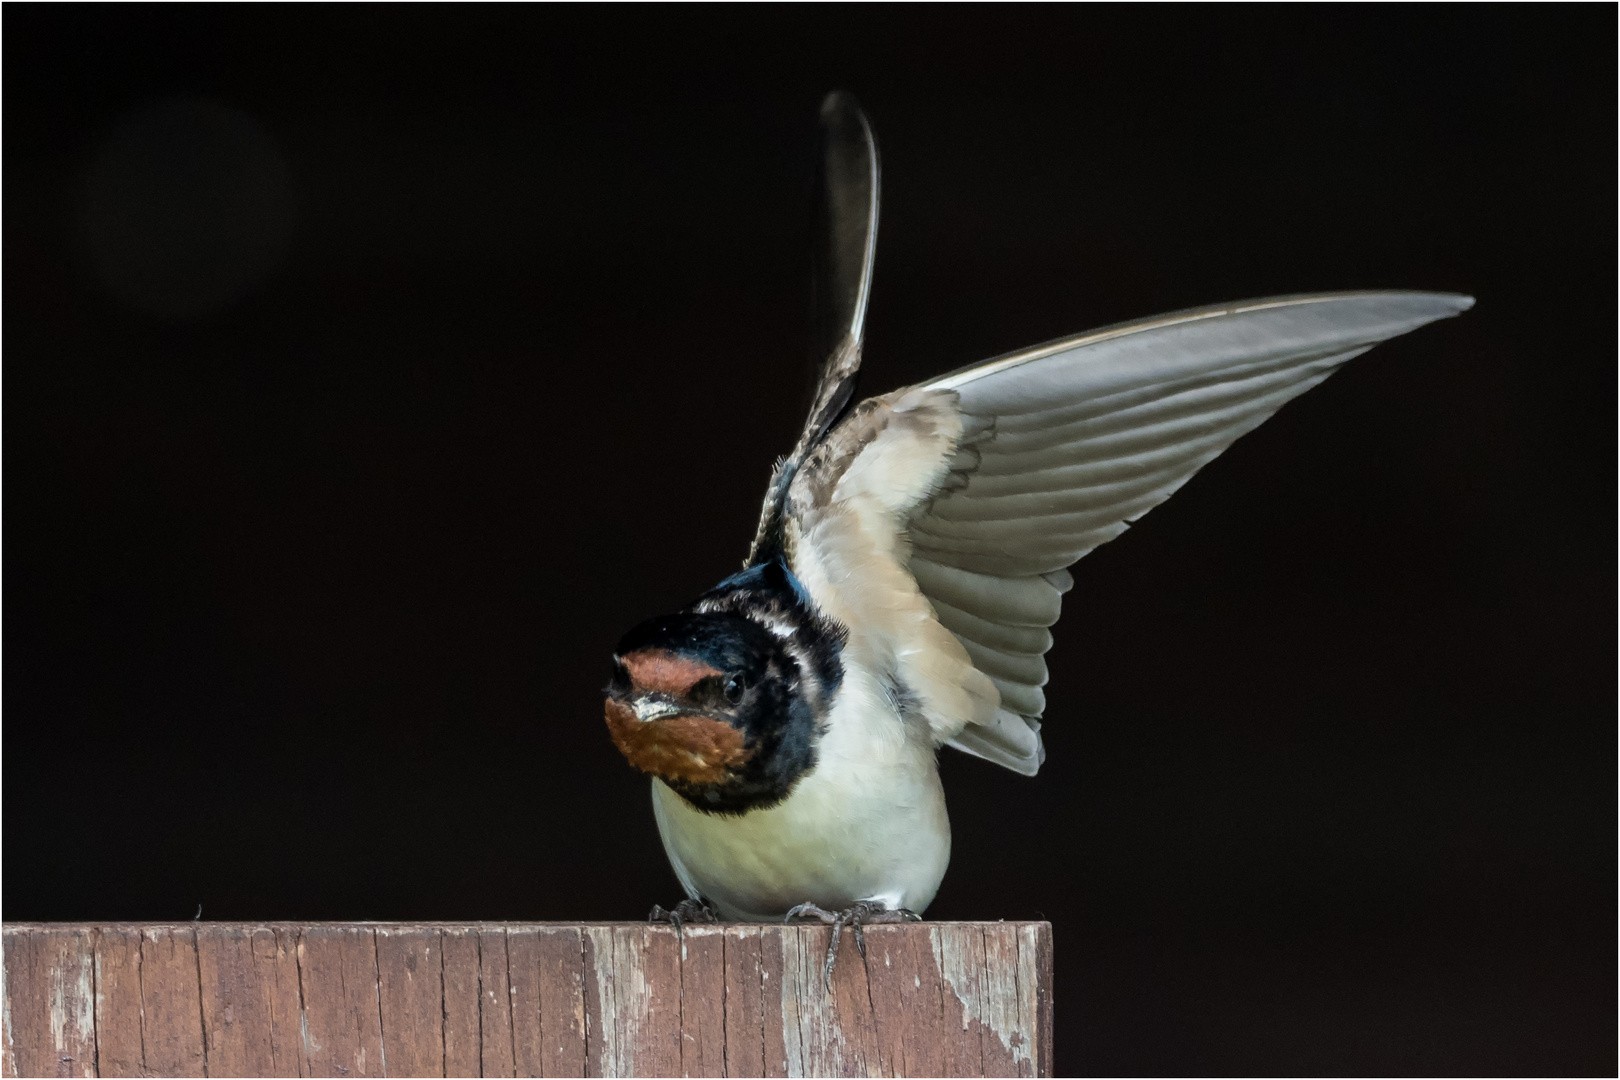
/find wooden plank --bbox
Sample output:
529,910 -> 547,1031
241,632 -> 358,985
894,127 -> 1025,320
534,927 -> 586,1078
1022,923 -> 1053,1080
92,928 -> 145,1078
982,924 -> 1036,1078
595,926 -> 681,1079
1013,924 -> 1041,1080
1041,924 -> 1054,1079
298,926 -> 385,1077
827,923 -> 884,1077
779,922 -> 884,1077
756,924 -> 790,1078
196,924 -> 306,1077
676,925 -> 725,1078
197,925 -> 268,1077
265,926 -> 311,1078
866,921 -> 961,1078
441,929 -> 482,1078
579,924 -> 681,1078
775,927 -> 805,1077
505,927 -> 543,1079
579,927 -> 610,1078
376,927 -> 445,1078
137,927 -> 206,1077
477,928 -> 517,1078
931,923 -> 990,1077
719,924 -> 764,1079
1,926 -> 96,1078
2,922 -> 1052,1077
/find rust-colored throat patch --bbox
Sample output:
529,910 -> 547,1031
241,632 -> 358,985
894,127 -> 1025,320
605,649 -> 752,785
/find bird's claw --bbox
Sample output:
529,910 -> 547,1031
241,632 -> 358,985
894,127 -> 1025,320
785,901 -> 919,990
649,899 -> 719,933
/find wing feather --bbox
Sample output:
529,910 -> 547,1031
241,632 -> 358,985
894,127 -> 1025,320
747,93 -> 880,565
956,636 -> 1050,687
766,289 -> 1471,776
977,347 -> 1353,446
964,365 -> 1348,484
985,677 -> 1047,718
908,557 -> 1066,627
911,291 -> 1473,773
949,708 -> 1047,775
928,598 -> 1054,655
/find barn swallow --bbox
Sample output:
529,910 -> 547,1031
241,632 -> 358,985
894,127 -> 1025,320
604,92 -> 1472,982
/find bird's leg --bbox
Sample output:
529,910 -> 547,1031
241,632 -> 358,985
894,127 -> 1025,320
648,898 -> 720,933
785,901 -> 921,990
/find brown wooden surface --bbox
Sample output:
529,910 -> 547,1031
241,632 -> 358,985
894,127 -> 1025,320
2,922 -> 1052,1078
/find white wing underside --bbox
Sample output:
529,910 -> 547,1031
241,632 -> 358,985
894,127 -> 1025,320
781,291 -> 1473,776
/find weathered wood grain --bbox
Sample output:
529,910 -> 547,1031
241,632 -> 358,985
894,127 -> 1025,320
1027,923 -> 1054,1080
985,922 -> 1037,1077
91,928 -> 143,1079
440,930 -> 482,1078
298,926 -> 385,1077
676,925 -> 725,1077
534,928 -> 586,1078
781,923 -> 884,1077
376,928 -> 444,1078
720,923 -> 766,1079
579,928 -> 609,1079
196,924 -> 305,1077
134,927 -> 206,1077
613,924 -> 682,1078
481,929 -> 520,1078
1,926 -> 96,1078
978,924 -> 1025,1077
757,924 -> 791,1078
3,922 -> 1052,1077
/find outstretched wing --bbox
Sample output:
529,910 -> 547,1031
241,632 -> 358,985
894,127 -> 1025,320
746,106 -> 1471,772
778,290 -> 1471,772
911,291 -> 1475,773
747,92 -> 880,566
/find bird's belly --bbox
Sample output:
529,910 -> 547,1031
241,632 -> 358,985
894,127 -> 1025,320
651,746 -> 950,921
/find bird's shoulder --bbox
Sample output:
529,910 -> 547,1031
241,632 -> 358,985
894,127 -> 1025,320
775,386 -> 1000,747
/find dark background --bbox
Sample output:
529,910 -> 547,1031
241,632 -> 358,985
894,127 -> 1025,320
6,6 -> 1614,1074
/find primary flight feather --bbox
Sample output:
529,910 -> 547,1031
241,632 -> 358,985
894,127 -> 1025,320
603,93 -> 1472,950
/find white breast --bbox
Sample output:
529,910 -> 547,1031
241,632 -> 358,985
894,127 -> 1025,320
651,664 -> 951,921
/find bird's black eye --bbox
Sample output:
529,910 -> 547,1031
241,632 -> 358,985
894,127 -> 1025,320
723,674 -> 745,704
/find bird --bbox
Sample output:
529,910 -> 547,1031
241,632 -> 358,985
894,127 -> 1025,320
602,92 -> 1472,981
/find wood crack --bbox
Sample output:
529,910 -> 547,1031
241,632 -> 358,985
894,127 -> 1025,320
437,931 -> 448,1080
502,931 -> 516,1079
474,932 -> 485,1079
135,931 -> 148,1075
755,933 -> 765,1079
370,930 -> 387,1078
192,927 -> 210,1077
293,930 -> 310,1075
88,931 -> 101,1078
859,930 -> 880,1076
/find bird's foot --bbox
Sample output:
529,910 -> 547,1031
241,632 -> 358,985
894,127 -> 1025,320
648,899 -> 719,933
785,900 -> 920,990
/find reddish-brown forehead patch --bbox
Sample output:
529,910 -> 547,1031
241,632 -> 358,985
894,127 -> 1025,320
604,699 -> 751,785
620,649 -> 723,698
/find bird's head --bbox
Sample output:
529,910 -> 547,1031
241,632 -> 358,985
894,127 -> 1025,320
605,608 -> 822,813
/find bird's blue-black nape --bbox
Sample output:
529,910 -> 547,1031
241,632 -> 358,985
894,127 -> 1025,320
713,558 -> 815,612
700,557 -> 843,696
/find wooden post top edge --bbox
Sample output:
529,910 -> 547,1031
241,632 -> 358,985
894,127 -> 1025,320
2,918 -> 1053,931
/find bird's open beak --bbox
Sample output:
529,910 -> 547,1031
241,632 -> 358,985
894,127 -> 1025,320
631,697 -> 684,723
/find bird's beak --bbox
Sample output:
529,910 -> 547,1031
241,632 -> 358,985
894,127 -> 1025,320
631,697 -> 684,723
